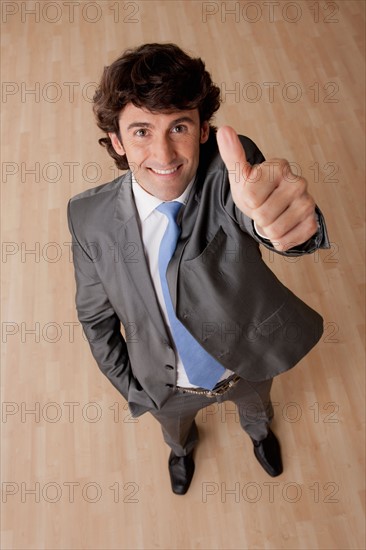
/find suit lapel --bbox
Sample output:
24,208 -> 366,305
166,174 -> 202,309
113,173 -> 169,340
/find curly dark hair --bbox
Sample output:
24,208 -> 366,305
92,43 -> 221,170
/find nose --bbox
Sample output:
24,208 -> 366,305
151,134 -> 176,167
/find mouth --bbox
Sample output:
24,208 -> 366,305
148,165 -> 182,176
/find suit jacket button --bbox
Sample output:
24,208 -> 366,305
165,364 -> 174,370
165,383 -> 174,388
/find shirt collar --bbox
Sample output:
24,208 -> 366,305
131,172 -> 195,222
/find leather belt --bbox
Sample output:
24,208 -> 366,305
177,374 -> 241,398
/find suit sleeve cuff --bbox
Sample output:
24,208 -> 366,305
251,206 -> 331,255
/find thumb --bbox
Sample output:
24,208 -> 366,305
216,126 -> 251,184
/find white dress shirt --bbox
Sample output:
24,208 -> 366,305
131,174 -> 233,388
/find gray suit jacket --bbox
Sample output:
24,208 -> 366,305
67,135 -> 330,417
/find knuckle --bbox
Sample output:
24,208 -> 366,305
279,159 -> 289,175
248,164 -> 262,183
298,178 -> 307,192
303,195 -> 316,215
306,215 -> 318,235
292,179 -> 307,199
246,189 -> 261,209
255,213 -> 268,229
266,225 -> 282,242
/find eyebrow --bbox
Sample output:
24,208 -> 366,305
126,116 -> 195,131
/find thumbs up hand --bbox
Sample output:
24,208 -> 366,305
216,126 -> 317,252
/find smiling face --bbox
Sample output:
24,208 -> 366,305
109,103 -> 209,201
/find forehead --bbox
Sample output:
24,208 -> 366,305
118,103 -> 200,128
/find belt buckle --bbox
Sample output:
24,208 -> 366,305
216,385 -> 227,396
179,375 -> 239,398
212,382 -> 229,396
217,375 -> 239,395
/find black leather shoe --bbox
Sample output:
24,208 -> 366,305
252,429 -> 283,477
168,450 -> 195,495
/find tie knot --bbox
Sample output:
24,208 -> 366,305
156,201 -> 183,222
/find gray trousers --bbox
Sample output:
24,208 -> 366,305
150,377 -> 274,456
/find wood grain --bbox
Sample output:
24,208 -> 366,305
1,1 -> 365,548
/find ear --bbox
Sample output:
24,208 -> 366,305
200,121 -> 210,144
108,132 -> 125,155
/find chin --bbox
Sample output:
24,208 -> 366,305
156,188 -> 184,201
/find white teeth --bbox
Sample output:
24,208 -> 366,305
151,166 -> 179,175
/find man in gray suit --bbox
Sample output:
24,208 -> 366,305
68,43 -> 329,495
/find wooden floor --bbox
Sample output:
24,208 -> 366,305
1,1 -> 365,549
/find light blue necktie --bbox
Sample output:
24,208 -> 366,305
157,201 -> 226,390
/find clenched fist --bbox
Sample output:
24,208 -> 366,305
217,126 -> 318,252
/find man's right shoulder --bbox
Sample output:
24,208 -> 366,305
67,172 -> 132,238
69,172 -> 129,204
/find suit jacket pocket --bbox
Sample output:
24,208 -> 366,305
180,224 -> 288,329
185,226 -> 227,265
127,376 -> 157,417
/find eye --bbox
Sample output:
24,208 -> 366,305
171,124 -> 187,134
134,128 -> 148,137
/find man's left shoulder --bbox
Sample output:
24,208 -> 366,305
202,132 -> 265,171
237,135 -> 266,165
